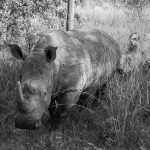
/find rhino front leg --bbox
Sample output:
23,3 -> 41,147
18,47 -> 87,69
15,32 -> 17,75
50,91 -> 80,130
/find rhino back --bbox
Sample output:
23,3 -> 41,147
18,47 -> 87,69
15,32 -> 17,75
33,29 -> 120,93
65,29 -> 121,87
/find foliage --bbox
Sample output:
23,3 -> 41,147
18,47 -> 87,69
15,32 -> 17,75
0,0 -> 67,52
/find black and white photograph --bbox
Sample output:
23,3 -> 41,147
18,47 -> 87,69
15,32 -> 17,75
0,0 -> 150,149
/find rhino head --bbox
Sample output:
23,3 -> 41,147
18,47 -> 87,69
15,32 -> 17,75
9,44 -> 57,130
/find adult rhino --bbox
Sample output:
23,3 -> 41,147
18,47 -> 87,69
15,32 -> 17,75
9,29 -> 121,130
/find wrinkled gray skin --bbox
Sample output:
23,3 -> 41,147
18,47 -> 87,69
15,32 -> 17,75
10,29 -> 121,130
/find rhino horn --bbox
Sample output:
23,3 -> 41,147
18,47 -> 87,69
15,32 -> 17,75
17,81 -> 24,102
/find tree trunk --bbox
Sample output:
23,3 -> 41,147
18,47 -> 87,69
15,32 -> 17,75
66,0 -> 74,31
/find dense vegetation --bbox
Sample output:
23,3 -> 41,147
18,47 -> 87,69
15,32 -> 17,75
0,0 -> 150,150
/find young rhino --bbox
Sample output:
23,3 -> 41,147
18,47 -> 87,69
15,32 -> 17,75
9,29 -> 121,130
120,33 -> 143,72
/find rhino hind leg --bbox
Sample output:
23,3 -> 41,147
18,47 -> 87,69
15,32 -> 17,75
50,91 -> 81,130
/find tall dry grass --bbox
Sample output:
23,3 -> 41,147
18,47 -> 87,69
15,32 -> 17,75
74,3 -> 150,149
75,2 -> 150,52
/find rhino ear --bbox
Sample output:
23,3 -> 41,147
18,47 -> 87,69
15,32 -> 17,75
8,44 -> 26,60
44,46 -> 57,63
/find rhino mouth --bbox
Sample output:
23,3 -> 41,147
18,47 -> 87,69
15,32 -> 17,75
15,113 -> 42,130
